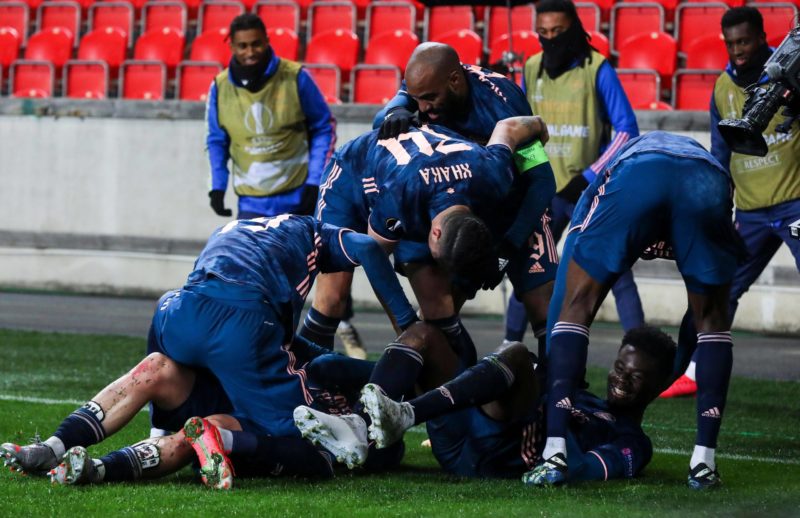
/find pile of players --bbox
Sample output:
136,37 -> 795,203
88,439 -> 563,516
4,1 -> 793,493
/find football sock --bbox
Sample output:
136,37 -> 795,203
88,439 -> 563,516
504,294 -> 528,342
409,353 -> 515,424
368,342 -> 424,400
534,325 -> 547,368
690,445 -> 716,471
306,354 -> 375,396
542,437 -> 567,460
43,437 -> 65,460
685,361 -> 697,382
218,427 -> 234,453
426,315 -> 477,369
231,435 -> 334,478
695,332 -> 733,449
53,402 -> 107,452
545,323 -> 590,455
98,446 -> 142,482
298,308 -> 340,350
676,309 -> 699,377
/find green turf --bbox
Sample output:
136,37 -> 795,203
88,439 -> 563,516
1,328 -> 799,516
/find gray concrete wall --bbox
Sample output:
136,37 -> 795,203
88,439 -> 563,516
0,101 -> 797,333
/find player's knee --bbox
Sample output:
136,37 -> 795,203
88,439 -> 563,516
396,322 -> 448,354
136,353 -> 182,390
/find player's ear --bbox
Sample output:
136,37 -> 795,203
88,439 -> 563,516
447,69 -> 461,90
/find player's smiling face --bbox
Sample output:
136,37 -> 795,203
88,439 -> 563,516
722,22 -> 766,69
231,28 -> 269,67
606,345 -> 663,409
407,69 -> 464,123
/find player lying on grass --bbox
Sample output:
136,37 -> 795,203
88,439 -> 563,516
305,114 -> 556,377
294,322 -> 675,481
529,132 -> 746,490
2,214 -> 416,488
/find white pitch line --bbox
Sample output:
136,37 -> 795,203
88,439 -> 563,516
0,394 -> 84,406
655,447 -> 800,466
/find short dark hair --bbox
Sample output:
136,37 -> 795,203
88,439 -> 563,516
721,6 -> 765,35
620,326 -> 676,384
438,212 -> 495,281
229,13 -> 267,37
537,0 -> 579,23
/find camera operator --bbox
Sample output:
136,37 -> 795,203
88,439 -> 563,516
662,7 -> 800,398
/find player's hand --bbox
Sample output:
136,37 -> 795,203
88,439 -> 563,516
378,107 -> 418,139
209,190 -> 232,217
556,174 -> 589,205
296,184 -> 319,216
531,115 -> 549,145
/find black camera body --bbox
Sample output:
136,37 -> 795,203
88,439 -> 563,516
718,26 -> 800,157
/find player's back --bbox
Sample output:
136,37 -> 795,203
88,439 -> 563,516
606,132 -> 728,179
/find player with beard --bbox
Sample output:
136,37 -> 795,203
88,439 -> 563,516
293,323 -> 675,482
661,7 -> 800,398
301,43 -> 556,368
504,0 -> 645,347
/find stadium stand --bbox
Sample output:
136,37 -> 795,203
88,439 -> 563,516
350,63 -> 400,103
89,2 -> 134,47
63,59 -> 107,98
176,60 -> 222,100
120,59 -> 167,99
364,28 -> 418,73
617,68 -> 661,109
253,0 -> 299,34
134,27 -> 185,75
37,1 -> 80,46
77,27 -> 127,76
674,2 -> 729,55
189,27 -> 231,66
304,62 -> 341,103
576,2 -> 601,31
198,0 -> 245,36
24,27 -> 72,73
483,4 -> 536,52
672,69 -> 719,109
588,29 -> 610,57
10,59 -> 54,97
488,29 -> 541,66
0,28 -> 21,69
610,2 -> 665,53
141,1 -> 187,36
617,31 -> 677,84
0,2 -> 29,46
684,32 -> 728,69
755,2 -> 799,45
435,29 -> 482,65
268,27 -> 299,60
307,1 -> 356,43
424,5 -> 474,41
305,28 -> 359,79
365,1 -> 416,47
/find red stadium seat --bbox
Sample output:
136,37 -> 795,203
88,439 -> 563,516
649,100 -> 673,110
89,2 -> 134,47
484,4 -> 535,51
307,1 -> 356,43
253,0 -> 299,33
364,29 -> 418,73
268,27 -> 297,60
350,0 -> 370,21
77,27 -> 127,75
365,1 -> 415,46
189,27 -> 231,66
142,1 -> 187,35
24,27 -> 72,71
752,0 -> 800,7
350,63 -> 400,103
575,2 -> 600,32
0,28 -> 21,67
674,3 -> 728,55
15,0 -> 47,13
685,0 -> 743,6
0,2 -> 29,46
198,0 -> 245,36
305,28 -> 359,78
37,1 -> 80,45
134,27 -> 185,74
425,5 -> 473,42
10,59 -> 54,96
684,32 -> 727,69
488,30 -> 541,66
177,60 -> 222,100
755,3 -> 798,44
120,59 -> 166,99
672,69 -> 718,110
635,0 -> 679,23
592,0 -> 616,23
610,2 -> 665,53
435,29 -> 482,65
588,30 -> 610,58
617,31 -> 677,83
63,59 -> 107,98
303,62 -> 341,103
616,68 -> 661,109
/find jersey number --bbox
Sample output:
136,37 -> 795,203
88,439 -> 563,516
219,214 -> 291,234
377,126 -> 472,165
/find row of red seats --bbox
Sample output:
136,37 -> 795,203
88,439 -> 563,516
618,68 -> 719,110
0,58 -> 401,101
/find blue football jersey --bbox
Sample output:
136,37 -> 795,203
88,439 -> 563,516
187,215 -> 357,321
366,124 -> 516,242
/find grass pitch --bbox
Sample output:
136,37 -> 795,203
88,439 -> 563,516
0,328 -> 799,517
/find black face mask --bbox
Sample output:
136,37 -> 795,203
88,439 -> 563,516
230,48 -> 272,92
731,44 -> 772,88
540,22 -> 589,79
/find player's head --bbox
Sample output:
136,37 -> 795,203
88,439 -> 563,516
229,14 -> 270,67
404,43 -> 469,123
429,209 -> 495,281
606,326 -> 676,410
721,7 -> 767,71
536,0 -> 592,70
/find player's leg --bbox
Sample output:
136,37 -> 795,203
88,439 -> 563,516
609,270 -> 645,331
299,271 -> 354,349
1,350 -> 195,476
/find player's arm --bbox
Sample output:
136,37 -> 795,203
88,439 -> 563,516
569,431 -> 653,482
206,80 -> 231,192
339,231 -> 417,330
298,68 -> 337,188
709,94 -> 732,171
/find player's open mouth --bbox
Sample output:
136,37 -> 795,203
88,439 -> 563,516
734,57 -> 748,66
610,386 -> 629,399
